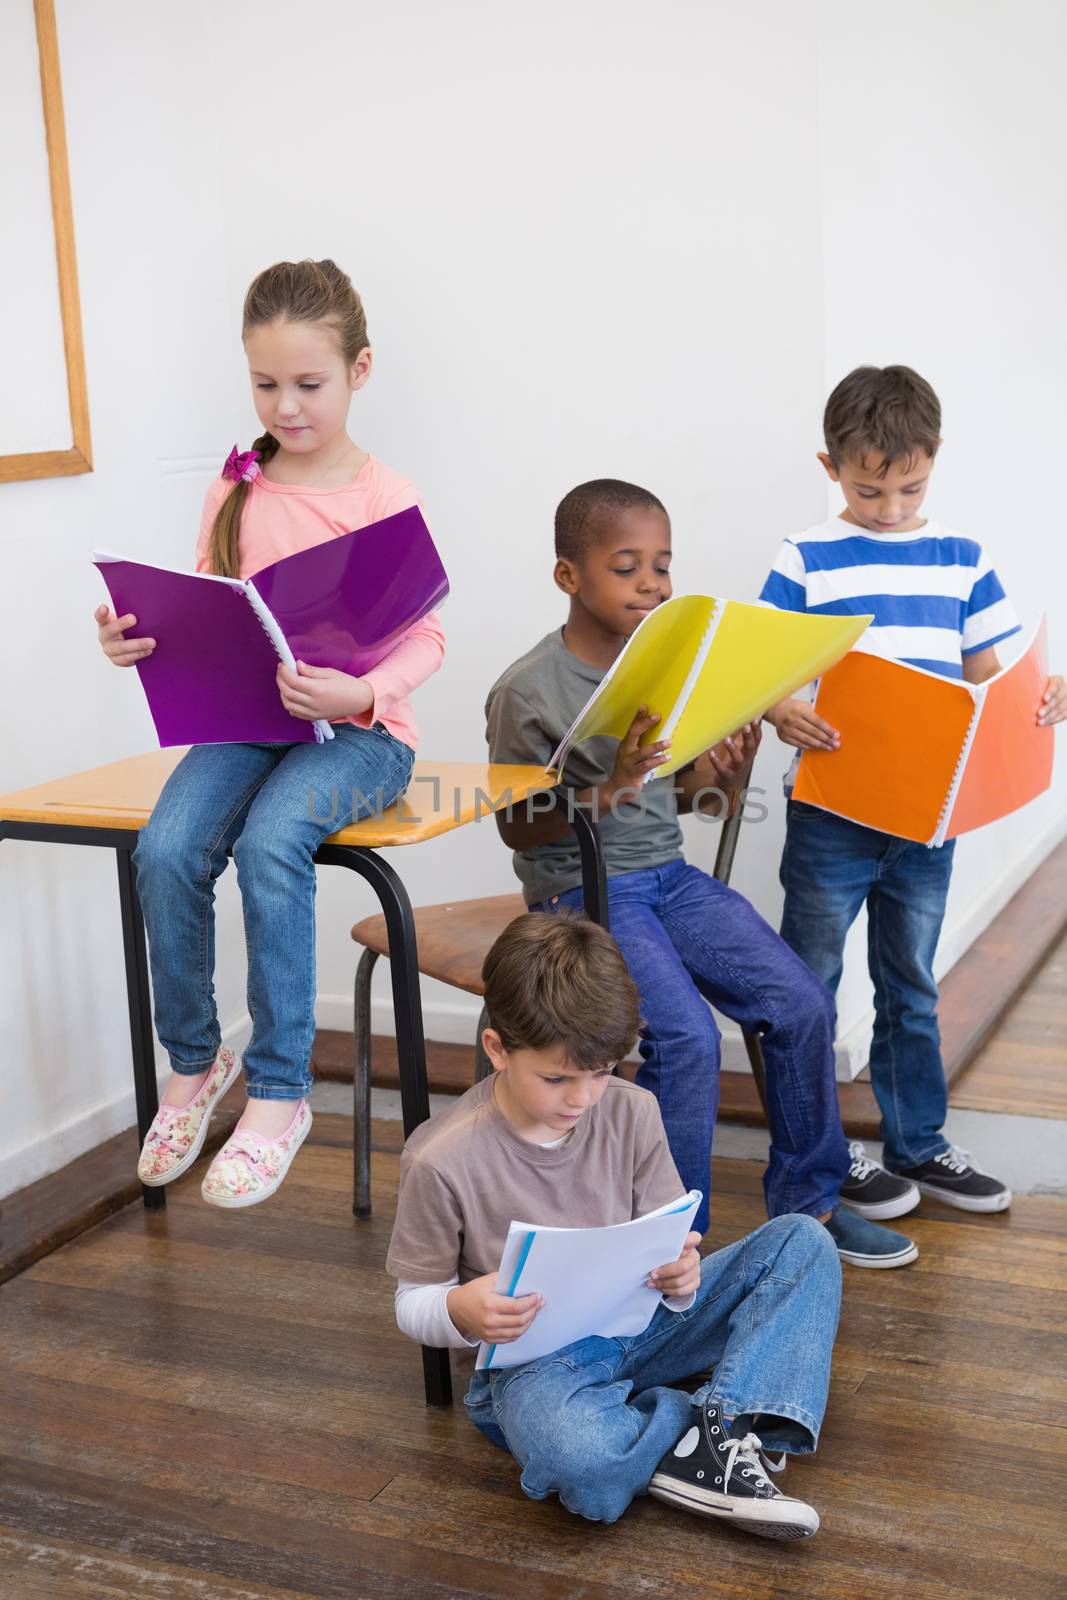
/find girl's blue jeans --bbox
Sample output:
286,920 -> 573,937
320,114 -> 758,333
133,724 -> 414,1099
780,799 -> 956,1170
464,1213 -> 841,1524
533,859 -> 849,1232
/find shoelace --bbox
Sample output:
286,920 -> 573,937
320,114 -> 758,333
847,1140 -> 881,1181
719,1432 -> 776,1495
935,1144 -> 979,1176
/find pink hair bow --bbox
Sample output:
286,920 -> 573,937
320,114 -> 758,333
222,445 -> 262,484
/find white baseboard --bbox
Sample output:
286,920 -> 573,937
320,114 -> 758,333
6,811 -> 1064,1202
0,1015 -> 252,1202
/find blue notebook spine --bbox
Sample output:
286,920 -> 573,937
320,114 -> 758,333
483,1229 -> 537,1369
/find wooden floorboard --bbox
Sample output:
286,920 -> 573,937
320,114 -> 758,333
0,1085 -> 245,1288
2,1109 -> 1066,1600
948,930 -> 1067,1118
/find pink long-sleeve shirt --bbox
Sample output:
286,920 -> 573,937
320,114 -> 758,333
195,457 -> 444,750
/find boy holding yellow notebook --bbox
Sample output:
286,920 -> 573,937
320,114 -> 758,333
485,478 -> 918,1267
761,365 -> 1066,1214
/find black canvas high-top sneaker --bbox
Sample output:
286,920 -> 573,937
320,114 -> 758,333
649,1401 -> 819,1540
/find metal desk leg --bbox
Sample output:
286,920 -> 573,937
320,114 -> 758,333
115,846 -> 165,1209
318,842 -> 452,1409
1,823 -> 164,1211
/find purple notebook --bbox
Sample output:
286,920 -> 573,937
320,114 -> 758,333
94,504 -> 448,746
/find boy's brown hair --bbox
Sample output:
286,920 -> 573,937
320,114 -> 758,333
823,365 -> 941,476
482,912 -> 641,1068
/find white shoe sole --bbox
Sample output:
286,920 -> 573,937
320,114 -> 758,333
836,1242 -> 919,1268
200,1111 -> 312,1209
649,1477 -> 819,1540
138,1055 -> 244,1187
912,1179 -> 1012,1213
839,1184 -> 920,1221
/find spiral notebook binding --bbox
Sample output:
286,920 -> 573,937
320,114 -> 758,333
655,596 -> 724,765
241,580 -> 333,743
932,691 -> 983,847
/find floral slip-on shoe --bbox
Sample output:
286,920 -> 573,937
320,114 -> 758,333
200,1100 -> 313,1209
136,1047 -> 243,1186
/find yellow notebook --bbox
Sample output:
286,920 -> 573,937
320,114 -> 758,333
549,595 -> 872,779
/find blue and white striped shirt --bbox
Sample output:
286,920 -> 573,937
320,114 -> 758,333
759,518 -> 1020,679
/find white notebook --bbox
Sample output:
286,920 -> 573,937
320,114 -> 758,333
477,1191 -> 703,1370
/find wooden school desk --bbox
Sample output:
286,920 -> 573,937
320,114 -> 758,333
0,751 -> 607,1406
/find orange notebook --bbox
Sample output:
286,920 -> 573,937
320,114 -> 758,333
793,619 -> 1053,846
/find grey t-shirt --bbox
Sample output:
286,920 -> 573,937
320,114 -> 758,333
485,628 -> 684,904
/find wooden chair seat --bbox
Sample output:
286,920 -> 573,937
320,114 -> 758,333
351,893 -> 526,994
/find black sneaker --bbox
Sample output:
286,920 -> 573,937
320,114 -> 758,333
887,1146 -> 1011,1213
839,1141 -> 920,1220
649,1401 -> 819,1540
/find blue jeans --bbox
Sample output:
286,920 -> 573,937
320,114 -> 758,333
133,724 -> 414,1098
534,860 -> 848,1232
780,800 -> 955,1169
464,1214 -> 841,1524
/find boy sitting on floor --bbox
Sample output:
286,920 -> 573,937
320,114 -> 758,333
387,912 -> 841,1538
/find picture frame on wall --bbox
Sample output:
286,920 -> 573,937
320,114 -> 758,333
1,0 -> 91,484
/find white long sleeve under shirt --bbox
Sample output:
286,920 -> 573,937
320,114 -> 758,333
394,1277 -> 696,1350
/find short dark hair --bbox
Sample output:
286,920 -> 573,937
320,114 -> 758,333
823,365 -> 941,476
482,912 -> 641,1068
554,478 -> 667,563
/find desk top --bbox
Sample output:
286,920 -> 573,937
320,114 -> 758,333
0,750 -> 556,848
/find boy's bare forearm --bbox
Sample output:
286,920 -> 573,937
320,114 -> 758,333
962,646 -> 1001,685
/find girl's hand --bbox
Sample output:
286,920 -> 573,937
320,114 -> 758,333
647,1231 -> 702,1300
1038,674 -> 1067,726
765,696 -> 840,751
276,661 -> 373,721
446,1273 -> 544,1344
700,721 -> 761,790
95,604 -> 155,666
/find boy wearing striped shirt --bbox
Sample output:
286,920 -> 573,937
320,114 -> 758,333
761,365 -> 1066,1215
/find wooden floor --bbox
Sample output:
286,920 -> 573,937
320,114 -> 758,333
3,1112 -> 1066,1600
949,931 -> 1067,1119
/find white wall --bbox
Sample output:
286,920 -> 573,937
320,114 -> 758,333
815,0 -> 1067,1040
2,0 -> 1064,1196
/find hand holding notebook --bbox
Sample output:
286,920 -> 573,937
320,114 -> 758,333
477,1190 -> 703,1370
94,504 -> 448,747
794,619 -> 1054,845
548,595 -> 870,780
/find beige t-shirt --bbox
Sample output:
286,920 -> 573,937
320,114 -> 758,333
386,1074 -> 685,1287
